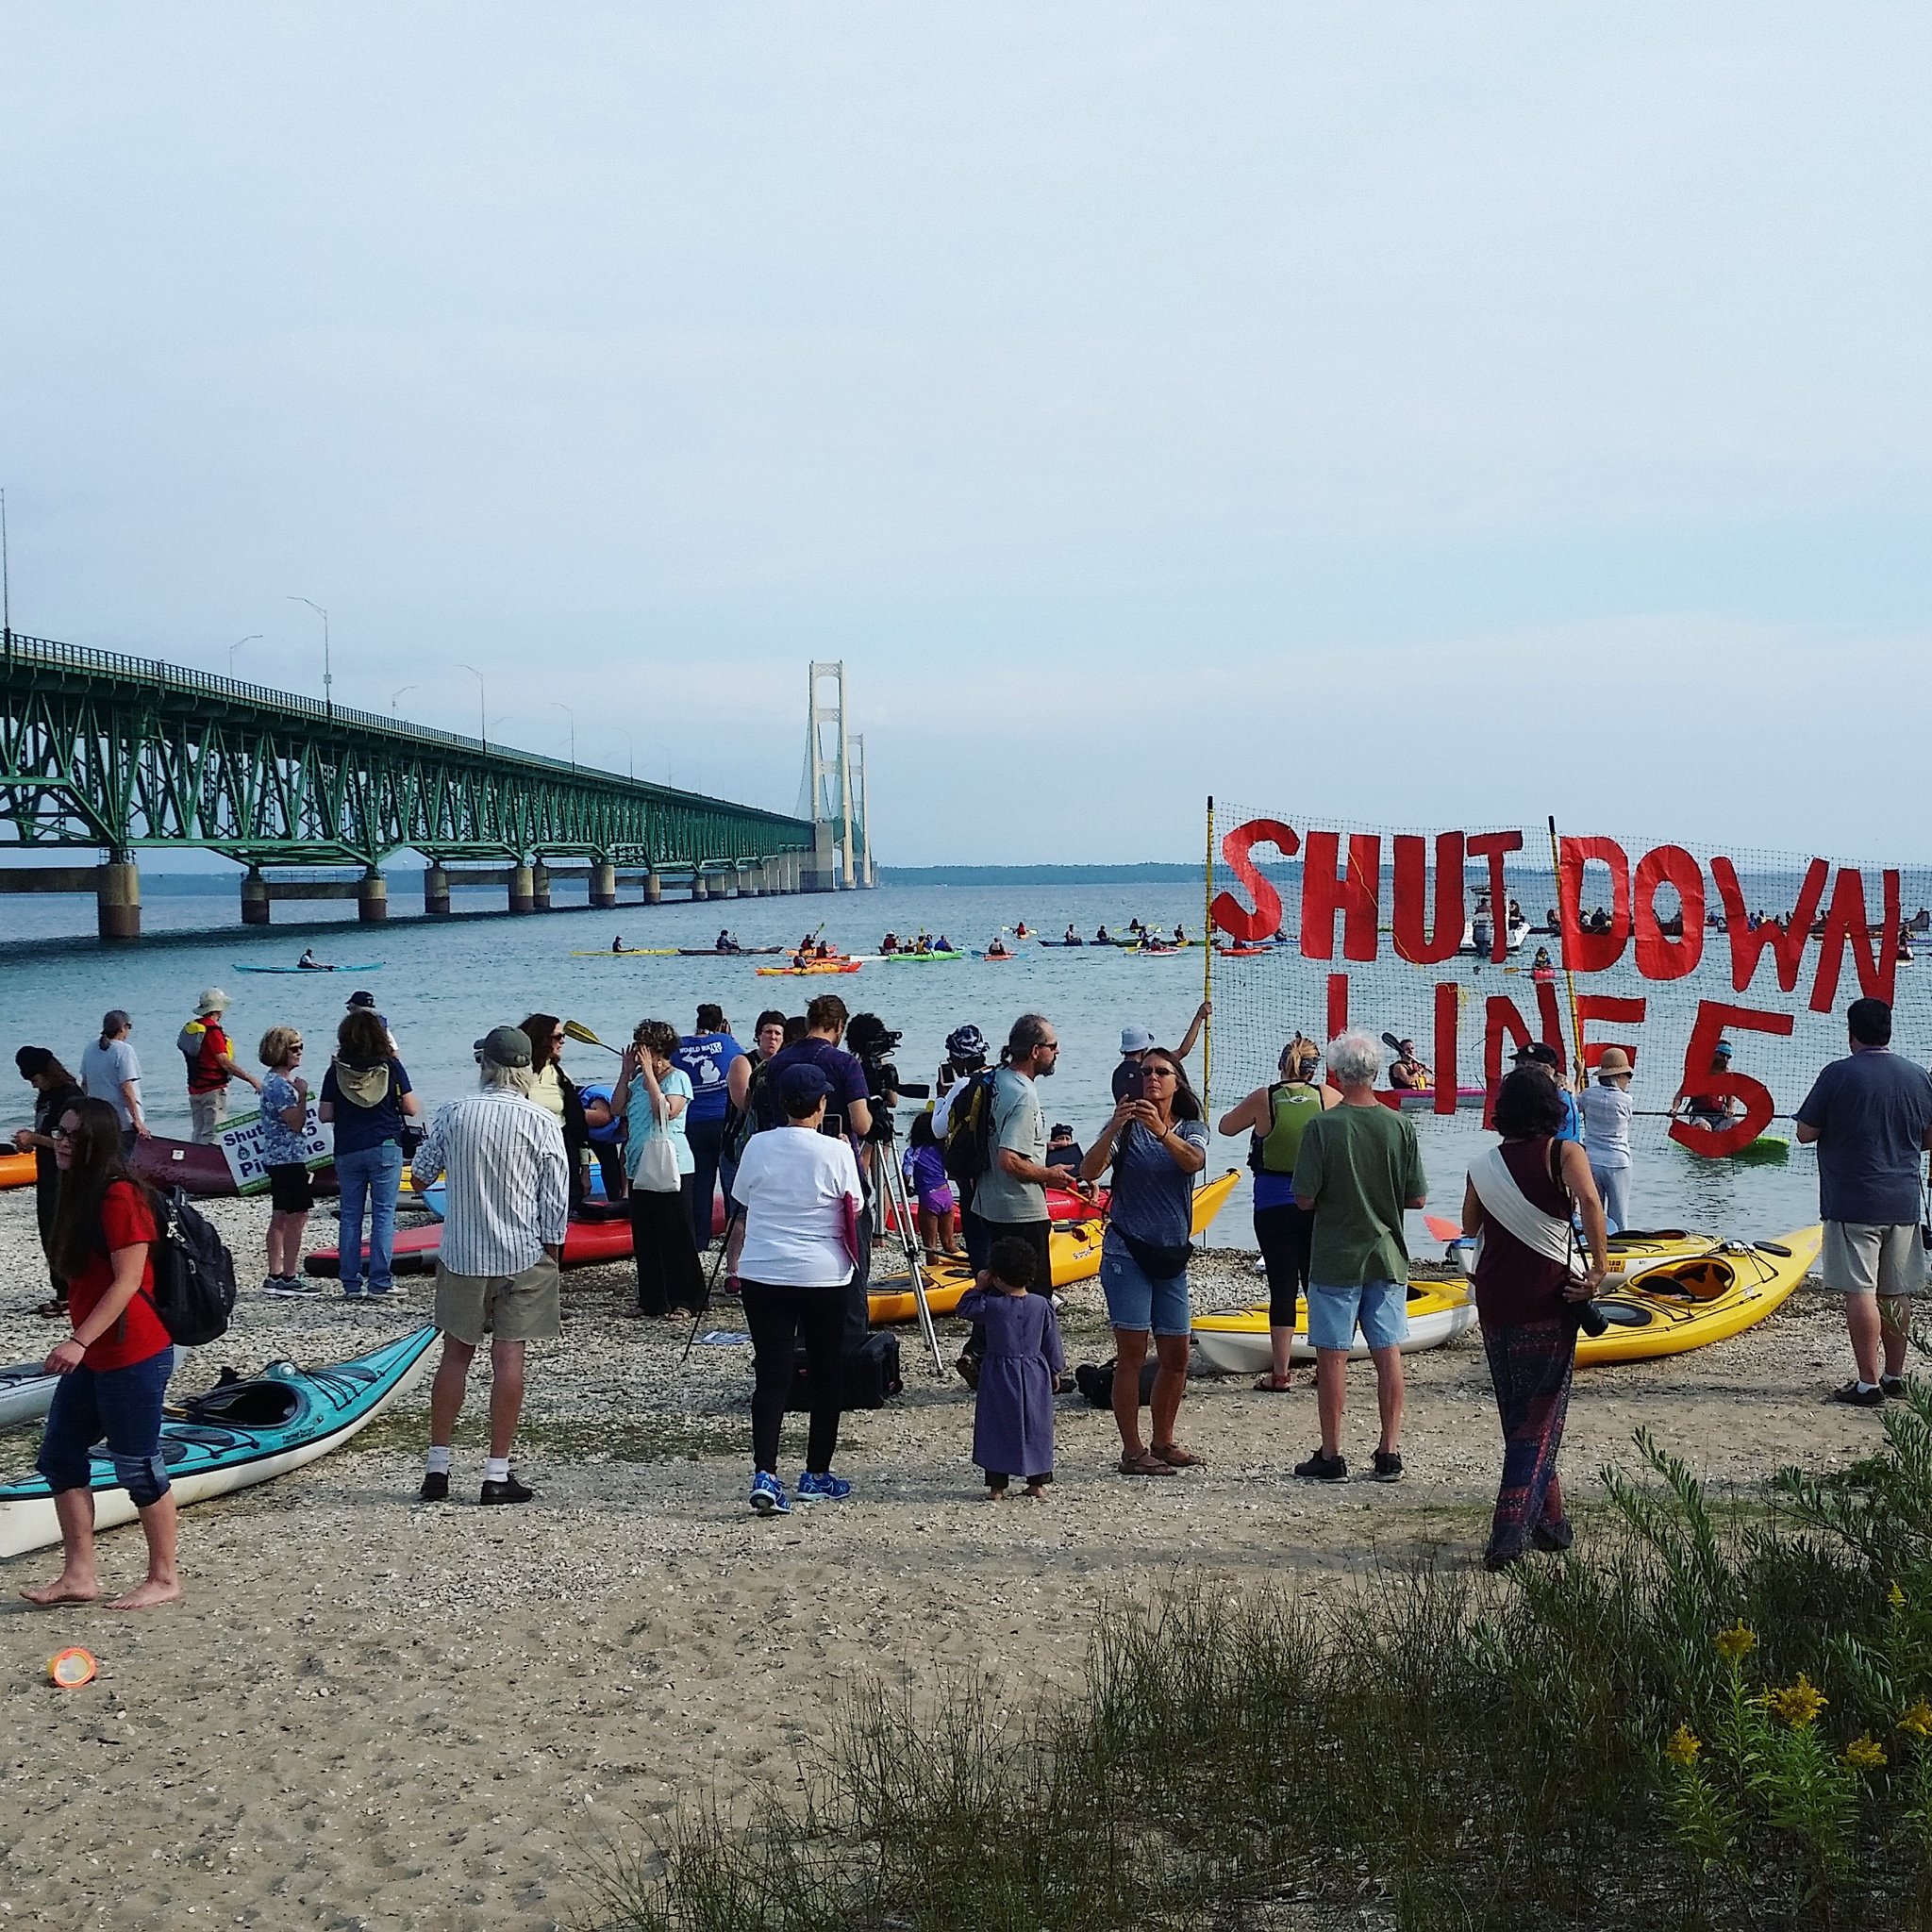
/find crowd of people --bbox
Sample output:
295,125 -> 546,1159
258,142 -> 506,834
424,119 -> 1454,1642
9,959 -> 1928,1603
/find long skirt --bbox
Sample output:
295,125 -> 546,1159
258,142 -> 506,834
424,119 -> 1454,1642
1482,1318 -> 1577,1561
629,1180 -> 706,1316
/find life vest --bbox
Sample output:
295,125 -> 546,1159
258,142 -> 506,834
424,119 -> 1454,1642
1250,1081 -> 1324,1175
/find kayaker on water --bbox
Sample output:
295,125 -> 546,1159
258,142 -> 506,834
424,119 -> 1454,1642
1673,1041 -> 1741,1133
986,936 -> 1012,959
1388,1039 -> 1432,1091
296,948 -> 322,970
1094,925 -> 1112,944
1062,924 -> 1080,945
611,935 -> 625,954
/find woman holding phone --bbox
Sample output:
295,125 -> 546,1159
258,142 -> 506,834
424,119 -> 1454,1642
1079,1046 -> 1209,1476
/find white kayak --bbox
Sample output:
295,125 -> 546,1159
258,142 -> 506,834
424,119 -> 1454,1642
1191,1281 -> 1477,1374
0,1362 -> 58,1432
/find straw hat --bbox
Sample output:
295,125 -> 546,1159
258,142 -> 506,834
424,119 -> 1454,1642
1595,1047 -> 1634,1079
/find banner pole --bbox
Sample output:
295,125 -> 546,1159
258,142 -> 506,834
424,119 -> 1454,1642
1545,814 -> 1587,1077
1202,794 -> 1215,1128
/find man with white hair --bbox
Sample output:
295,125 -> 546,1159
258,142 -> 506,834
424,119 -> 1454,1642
1291,1030 -> 1428,1483
408,1024 -> 570,1507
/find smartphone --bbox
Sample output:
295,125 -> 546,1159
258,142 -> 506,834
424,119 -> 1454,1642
1119,1062 -> 1145,1101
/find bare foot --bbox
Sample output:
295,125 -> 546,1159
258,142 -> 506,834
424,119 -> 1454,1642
20,1574 -> 99,1607
108,1576 -> 182,1610
989,1490 -> 1010,1503
1024,1484 -> 1047,1499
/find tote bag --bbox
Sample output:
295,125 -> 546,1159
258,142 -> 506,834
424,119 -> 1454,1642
633,1091 -> 682,1194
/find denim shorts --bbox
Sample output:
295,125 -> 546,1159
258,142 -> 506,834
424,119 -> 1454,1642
1306,1280 -> 1409,1354
37,1345 -> 175,1506
1100,1237 -> 1191,1337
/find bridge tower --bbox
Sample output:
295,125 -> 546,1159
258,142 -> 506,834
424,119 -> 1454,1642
849,733 -> 874,889
800,660 -> 861,891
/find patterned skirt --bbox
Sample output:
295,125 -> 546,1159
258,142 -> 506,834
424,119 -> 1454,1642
1481,1317 -> 1578,1562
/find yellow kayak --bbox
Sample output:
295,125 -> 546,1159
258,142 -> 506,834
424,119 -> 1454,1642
867,1168 -> 1241,1324
1575,1225 -> 1820,1367
1191,1281 -> 1476,1372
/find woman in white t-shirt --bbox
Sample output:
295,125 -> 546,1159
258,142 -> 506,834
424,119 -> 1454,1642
1577,1047 -> 1636,1233
612,1019 -> 703,1319
731,1061 -> 863,1518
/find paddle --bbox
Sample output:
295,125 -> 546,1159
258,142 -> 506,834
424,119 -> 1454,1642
1424,1212 -> 1466,1244
562,1019 -> 625,1058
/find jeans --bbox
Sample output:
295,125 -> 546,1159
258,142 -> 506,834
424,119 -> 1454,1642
1590,1163 -> 1631,1235
334,1141 -> 403,1291
686,1115 -> 725,1250
37,1345 -> 175,1505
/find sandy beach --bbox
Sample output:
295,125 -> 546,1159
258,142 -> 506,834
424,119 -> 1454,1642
0,1183 -> 1886,1931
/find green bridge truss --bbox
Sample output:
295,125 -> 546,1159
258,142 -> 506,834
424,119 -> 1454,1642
0,633 -> 813,874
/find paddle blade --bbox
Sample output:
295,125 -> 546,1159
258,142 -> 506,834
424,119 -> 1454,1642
1424,1213 -> 1465,1243
563,1019 -> 623,1055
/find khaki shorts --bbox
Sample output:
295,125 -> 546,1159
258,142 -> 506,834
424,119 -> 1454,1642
432,1256 -> 561,1346
1821,1221 -> 1927,1298
189,1090 -> 229,1144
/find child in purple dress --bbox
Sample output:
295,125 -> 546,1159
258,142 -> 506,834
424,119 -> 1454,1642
958,1236 -> 1065,1498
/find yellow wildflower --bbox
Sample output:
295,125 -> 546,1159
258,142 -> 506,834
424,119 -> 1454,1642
1845,1734 -> 1887,1772
1899,1701 -> 1932,1741
1890,1582 -> 1907,1610
1665,1724 -> 1702,1769
1764,1674 -> 1829,1730
1715,1622 -> 1757,1663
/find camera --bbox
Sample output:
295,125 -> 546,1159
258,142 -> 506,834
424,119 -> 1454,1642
844,1013 -> 905,1143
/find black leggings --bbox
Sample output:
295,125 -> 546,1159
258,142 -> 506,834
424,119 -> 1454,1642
742,1278 -> 847,1475
1255,1202 -> 1316,1326
630,1180 -> 706,1315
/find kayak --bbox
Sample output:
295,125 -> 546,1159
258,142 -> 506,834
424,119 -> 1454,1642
232,962 -> 383,974
1191,1282 -> 1477,1372
0,1327 -> 438,1558
1214,944 -> 1271,958
1375,1086 -> 1489,1111
0,1362 -> 58,1431
1444,1224 -> 1727,1292
1575,1227 -> 1820,1367
0,1151 -> 36,1190
1674,1131 -> 1792,1164
675,947 -> 785,957
569,948 -> 679,958
304,1195 -> 727,1277
977,951 -> 1018,962
884,950 -> 963,962
866,1169 -> 1241,1323
755,959 -> 863,976
131,1135 -> 237,1197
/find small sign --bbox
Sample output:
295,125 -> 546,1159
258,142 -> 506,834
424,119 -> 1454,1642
217,1103 -> 331,1195
695,1330 -> 752,1346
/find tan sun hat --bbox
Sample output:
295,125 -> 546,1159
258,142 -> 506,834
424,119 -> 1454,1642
1595,1047 -> 1633,1078
196,987 -> 231,1015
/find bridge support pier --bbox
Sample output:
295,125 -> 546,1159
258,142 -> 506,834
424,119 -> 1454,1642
509,864 -> 536,915
802,823 -> 838,893
242,868 -> 271,926
98,858 -> 141,942
424,865 -> 452,916
693,872 -> 712,902
358,869 -> 389,923
643,871 -> 662,905
531,862 -> 552,913
741,862 -> 760,898
591,860 -> 617,909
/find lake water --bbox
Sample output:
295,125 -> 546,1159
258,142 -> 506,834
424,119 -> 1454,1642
0,878 -> 1827,1252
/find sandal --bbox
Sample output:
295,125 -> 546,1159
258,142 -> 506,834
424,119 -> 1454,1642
1253,1373 -> 1293,1392
1152,1442 -> 1203,1468
1116,1450 -> 1173,1476
35,1298 -> 68,1320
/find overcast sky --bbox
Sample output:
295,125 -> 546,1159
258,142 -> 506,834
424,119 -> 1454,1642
3,5 -> 1926,864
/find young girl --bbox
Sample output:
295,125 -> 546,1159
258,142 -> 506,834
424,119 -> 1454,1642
257,1025 -> 318,1295
958,1236 -> 1064,1499
902,1109 -> 958,1259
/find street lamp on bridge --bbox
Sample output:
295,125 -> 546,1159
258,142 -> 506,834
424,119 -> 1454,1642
391,684 -> 418,717
458,663 -> 486,746
229,634 -> 261,677
546,700 -> 575,769
286,597 -> 332,717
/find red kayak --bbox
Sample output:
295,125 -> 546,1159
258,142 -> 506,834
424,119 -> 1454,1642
303,1194 -> 726,1278
133,1134 -> 337,1198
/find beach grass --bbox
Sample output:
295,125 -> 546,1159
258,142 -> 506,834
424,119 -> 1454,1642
585,1377 -> 1932,1932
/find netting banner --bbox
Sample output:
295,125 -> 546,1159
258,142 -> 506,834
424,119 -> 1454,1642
1205,803 -> 1932,1158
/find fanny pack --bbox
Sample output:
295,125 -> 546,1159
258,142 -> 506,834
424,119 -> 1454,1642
1119,1229 -> 1191,1281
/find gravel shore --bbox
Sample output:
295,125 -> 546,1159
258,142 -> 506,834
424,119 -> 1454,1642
0,1184 -> 1889,1930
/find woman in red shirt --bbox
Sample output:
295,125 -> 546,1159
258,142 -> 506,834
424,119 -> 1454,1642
21,1096 -> 181,1610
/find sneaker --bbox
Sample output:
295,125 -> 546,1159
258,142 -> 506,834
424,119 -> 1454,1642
1370,1449 -> 1405,1484
418,1470 -> 450,1503
479,1474 -> 534,1506
1829,1380 -> 1885,1408
365,1284 -> 402,1300
259,1274 -> 282,1295
1881,1374 -> 1910,1400
1293,1449 -> 1349,1483
749,1471 -> 791,1516
796,1470 -> 852,1504
266,1275 -> 321,1298
341,1284 -> 367,1302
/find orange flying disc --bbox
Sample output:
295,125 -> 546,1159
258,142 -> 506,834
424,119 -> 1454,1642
47,1647 -> 96,1689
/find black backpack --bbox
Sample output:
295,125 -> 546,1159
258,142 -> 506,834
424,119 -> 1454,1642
941,1068 -> 999,1184
145,1188 -> 237,1346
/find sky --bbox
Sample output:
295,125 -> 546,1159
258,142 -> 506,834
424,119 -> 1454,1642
2,4 -> 1927,865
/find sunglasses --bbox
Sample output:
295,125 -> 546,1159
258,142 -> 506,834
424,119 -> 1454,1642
1140,1067 -> 1175,1080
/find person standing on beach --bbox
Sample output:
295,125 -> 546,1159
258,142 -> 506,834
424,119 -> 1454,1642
22,1096 -> 181,1609
1794,997 -> 1932,1407
1577,1047 -> 1636,1234
612,1019 -> 707,1318
1513,1041 -> 1581,1142
675,1003 -> 746,1253
14,1047 -> 85,1317
319,1007 -> 420,1301
80,1010 -> 146,1153
959,1236 -> 1064,1498
178,989 -> 260,1144
1290,1030 -> 1427,1484
411,1025 -> 569,1506
256,1025 -> 320,1296
973,1015 -> 1070,1305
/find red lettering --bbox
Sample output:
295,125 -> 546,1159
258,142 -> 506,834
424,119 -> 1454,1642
1483,995 -> 1535,1128
1632,844 -> 1706,982
1391,832 -> 1465,966
1669,1000 -> 1793,1158
1209,818 -> 1297,943
1575,994 -> 1648,1071
1534,974 -> 1568,1071
1710,856 -> 1824,994
1558,836 -> 1631,974
1433,980 -> 1459,1116
1325,973 -> 1349,1043
1810,866 -> 1901,1013
1300,831 -> 1381,963
1467,830 -> 1524,962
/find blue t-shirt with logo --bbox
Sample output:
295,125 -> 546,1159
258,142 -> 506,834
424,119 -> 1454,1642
675,1032 -> 746,1125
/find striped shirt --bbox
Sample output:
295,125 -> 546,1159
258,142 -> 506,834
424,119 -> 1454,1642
410,1089 -> 569,1279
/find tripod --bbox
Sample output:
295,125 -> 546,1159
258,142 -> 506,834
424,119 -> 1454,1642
868,1130 -> 947,1376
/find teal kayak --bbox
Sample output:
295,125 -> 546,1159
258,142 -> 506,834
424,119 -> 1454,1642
0,1326 -> 436,1557
232,962 -> 384,974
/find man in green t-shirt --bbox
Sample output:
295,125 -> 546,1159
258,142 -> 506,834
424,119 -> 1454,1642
1291,1031 -> 1427,1485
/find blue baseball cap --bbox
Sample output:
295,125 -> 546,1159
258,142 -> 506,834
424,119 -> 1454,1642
775,1062 -> 832,1115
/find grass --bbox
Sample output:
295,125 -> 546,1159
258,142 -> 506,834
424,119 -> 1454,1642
584,1370 -> 1932,1932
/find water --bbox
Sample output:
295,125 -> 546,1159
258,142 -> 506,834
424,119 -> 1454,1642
0,881 -> 1824,1249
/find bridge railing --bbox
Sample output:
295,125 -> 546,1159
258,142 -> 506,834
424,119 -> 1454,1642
0,629 -> 808,836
